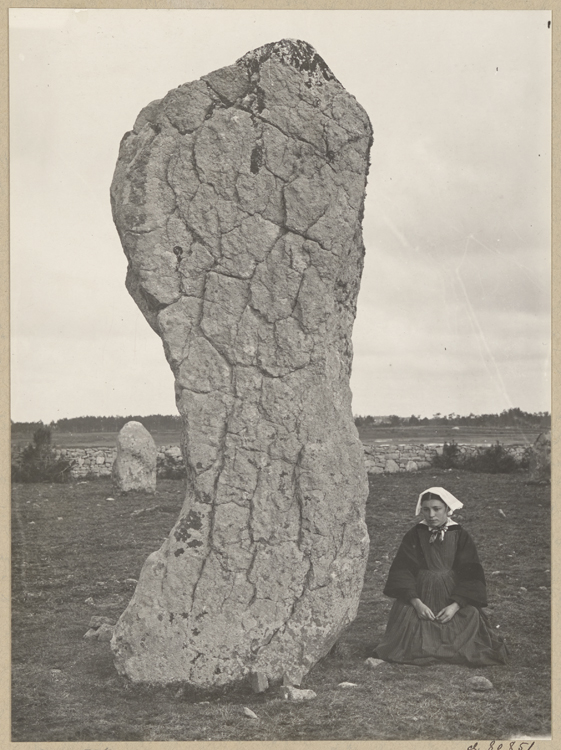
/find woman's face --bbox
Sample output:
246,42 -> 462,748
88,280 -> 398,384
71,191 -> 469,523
420,497 -> 449,526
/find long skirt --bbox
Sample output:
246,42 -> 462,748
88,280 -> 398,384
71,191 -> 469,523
375,569 -> 508,666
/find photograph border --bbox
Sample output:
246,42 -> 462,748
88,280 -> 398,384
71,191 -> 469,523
1,1 -> 557,749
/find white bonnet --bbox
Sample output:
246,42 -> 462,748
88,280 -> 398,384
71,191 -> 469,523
415,487 -> 463,516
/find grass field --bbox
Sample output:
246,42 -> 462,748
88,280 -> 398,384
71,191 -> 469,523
358,425 -> 542,446
11,424 -> 542,452
10,430 -> 183,451
12,470 -> 550,741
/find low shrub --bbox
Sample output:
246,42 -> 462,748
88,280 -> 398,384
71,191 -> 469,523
462,442 -> 520,474
156,450 -> 186,480
11,424 -> 75,483
432,441 -> 462,470
432,441 -> 523,474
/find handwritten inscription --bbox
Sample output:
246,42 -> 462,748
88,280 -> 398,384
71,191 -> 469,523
468,742 -> 536,750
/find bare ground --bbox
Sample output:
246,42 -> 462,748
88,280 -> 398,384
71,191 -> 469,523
11,469 -> 550,741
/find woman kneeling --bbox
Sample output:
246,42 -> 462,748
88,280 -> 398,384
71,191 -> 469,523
375,487 -> 507,666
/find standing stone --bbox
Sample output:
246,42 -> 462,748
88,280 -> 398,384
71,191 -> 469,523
110,39 -> 372,686
528,431 -> 551,483
112,421 -> 157,493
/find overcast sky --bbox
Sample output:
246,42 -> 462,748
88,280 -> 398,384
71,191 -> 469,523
10,9 -> 551,422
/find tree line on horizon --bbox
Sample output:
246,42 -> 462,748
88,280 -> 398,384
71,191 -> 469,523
11,407 -> 550,435
355,407 -> 550,429
10,414 -> 183,435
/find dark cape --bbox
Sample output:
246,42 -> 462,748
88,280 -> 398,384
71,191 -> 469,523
375,523 -> 508,666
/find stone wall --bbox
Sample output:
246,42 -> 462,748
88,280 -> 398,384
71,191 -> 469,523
54,447 -> 115,478
53,445 -> 184,479
363,443 -> 437,474
52,442 -> 531,480
363,442 -> 530,474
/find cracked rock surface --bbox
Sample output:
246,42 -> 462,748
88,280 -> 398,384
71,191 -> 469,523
110,38 -> 372,686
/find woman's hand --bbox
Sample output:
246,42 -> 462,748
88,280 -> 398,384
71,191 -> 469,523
410,598 -> 435,620
435,602 -> 460,623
